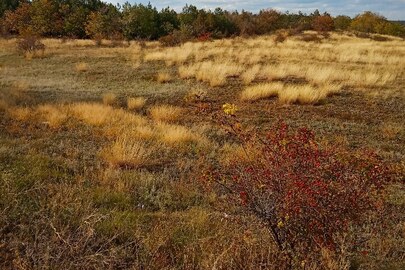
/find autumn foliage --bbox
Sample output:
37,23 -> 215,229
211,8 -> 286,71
312,14 -> 335,32
204,118 -> 393,263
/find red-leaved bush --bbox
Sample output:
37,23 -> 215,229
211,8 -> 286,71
204,119 -> 393,265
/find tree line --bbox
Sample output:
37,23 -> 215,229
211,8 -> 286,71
1,0 -> 404,42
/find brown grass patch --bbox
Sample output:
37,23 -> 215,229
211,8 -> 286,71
149,105 -> 182,122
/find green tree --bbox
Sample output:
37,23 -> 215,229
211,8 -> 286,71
179,4 -> 198,27
158,7 -> 179,36
85,4 -> 122,40
122,3 -> 159,40
351,11 -> 386,33
30,0 -> 63,36
334,15 -> 352,30
0,0 -> 20,17
211,8 -> 237,37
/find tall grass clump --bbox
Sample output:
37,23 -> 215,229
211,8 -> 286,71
278,85 -> 328,104
36,104 -> 68,128
102,93 -> 117,106
240,83 -> 283,101
149,105 -> 183,122
156,72 -> 173,83
127,97 -> 146,111
75,62 -> 89,72
102,135 -> 152,169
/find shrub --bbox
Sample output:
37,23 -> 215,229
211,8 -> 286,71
159,33 -> 182,47
197,32 -> 212,42
334,15 -> 352,31
16,35 -> 45,59
203,120 -> 393,267
299,33 -> 322,43
370,35 -> 390,42
273,31 -> 287,44
312,15 -> 334,32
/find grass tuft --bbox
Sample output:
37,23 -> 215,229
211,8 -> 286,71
102,135 -> 152,169
102,93 -> 117,106
156,72 -> 173,83
240,83 -> 283,101
149,105 -> 183,122
127,97 -> 146,111
75,62 -> 89,72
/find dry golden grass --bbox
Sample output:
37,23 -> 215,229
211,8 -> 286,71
70,103 -> 147,129
7,106 -> 31,121
194,61 -> 242,87
130,125 -> 155,140
240,82 -> 283,101
156,123 -> 202,145
71,103 -> 113,126
241,82 -> 340,104
178,65 -> 197,79
156,72 -> 172,83
36,104 -> 68,128
241,64 -> 261,85
127,97 -> 146,111
149,105 -> 183,122
144,33 -> 404,97
24,50 -> 46,60
102,135 -> 152,168
102,93 -> 117,106
75,62 -> 89,72
278,84 -> 329,105
220,143 -> 262,166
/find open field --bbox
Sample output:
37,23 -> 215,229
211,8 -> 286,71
0,33 -> 404,269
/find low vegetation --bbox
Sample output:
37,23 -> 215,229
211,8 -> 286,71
127,97 -> 146,111
149,105 -> 183,123
0,30 -> 404,269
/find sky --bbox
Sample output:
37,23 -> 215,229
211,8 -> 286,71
106,0 -> 405,20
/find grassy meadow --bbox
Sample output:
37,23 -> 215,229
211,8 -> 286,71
0,32 -> 404,269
